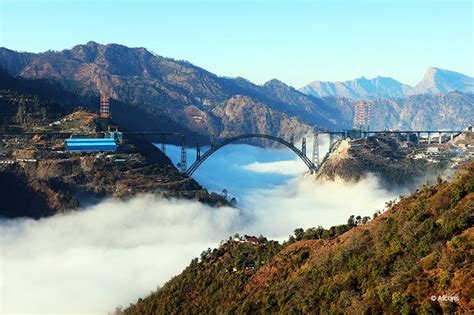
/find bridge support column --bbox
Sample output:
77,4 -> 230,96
329,133 -> 334,150
312,131 -> 319,167
196,139 -> 201,161
450,132 -> 454,141
428,132 -> 431,145
439,132 -> 442,144
180,135 -> 187,173
301,137 -> 306,156
417,132 -> 420,144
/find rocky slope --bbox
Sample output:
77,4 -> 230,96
0,67 -> 203,144
0,149 -> 221,219
212,95 -> 313,139
322,91 -> 474,131
122,162 -> 474,314
0,88 -> 226,219
315,134 -> 472,190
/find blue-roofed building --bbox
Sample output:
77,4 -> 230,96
65,138 -> 117,152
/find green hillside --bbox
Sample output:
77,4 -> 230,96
123,162 -> 474,314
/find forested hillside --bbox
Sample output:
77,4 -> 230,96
123,162 -> 474,314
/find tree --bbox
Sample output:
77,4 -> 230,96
362,216 -> 370,224
347,215 -> 356,228
294,228 -> 305,241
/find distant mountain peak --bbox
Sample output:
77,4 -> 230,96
413,67 -> 474,95
300,75 -> 410,99
85,40 -> 100,47
301,67 -> 473,99
263,78 -> 287,87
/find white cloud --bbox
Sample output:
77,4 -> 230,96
242,160 -> 306,175
0,197 -> 241,314
243,174 -> 396,240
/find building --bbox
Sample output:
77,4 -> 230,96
65,138 -> 117,152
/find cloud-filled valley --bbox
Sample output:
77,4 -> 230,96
1,144 -> 399,314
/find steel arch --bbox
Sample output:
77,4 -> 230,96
186,134 -> 317,176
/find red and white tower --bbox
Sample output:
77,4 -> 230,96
365,101 -> 372,132
100,95 -> 110,119
353,102 -> 360,130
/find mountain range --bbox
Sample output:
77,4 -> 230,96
0,42 -> 339,141
301,67 -> 474,99
0,42 -> 472,137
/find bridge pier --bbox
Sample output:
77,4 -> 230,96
301,137 -> 306,156
450,132 -> 454,141
428,132 -> 432,145
439,132 -> 442,144
329,133 -> 334,150
312,131 -> 319,167
180,135 -> 187,172
417,132 -> 420,144
196,139 -> 201,161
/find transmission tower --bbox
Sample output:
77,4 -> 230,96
100,95 -> 110,119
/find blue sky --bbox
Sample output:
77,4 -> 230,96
0,0 -> 473,87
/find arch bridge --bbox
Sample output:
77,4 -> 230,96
185,134 -> 317,176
